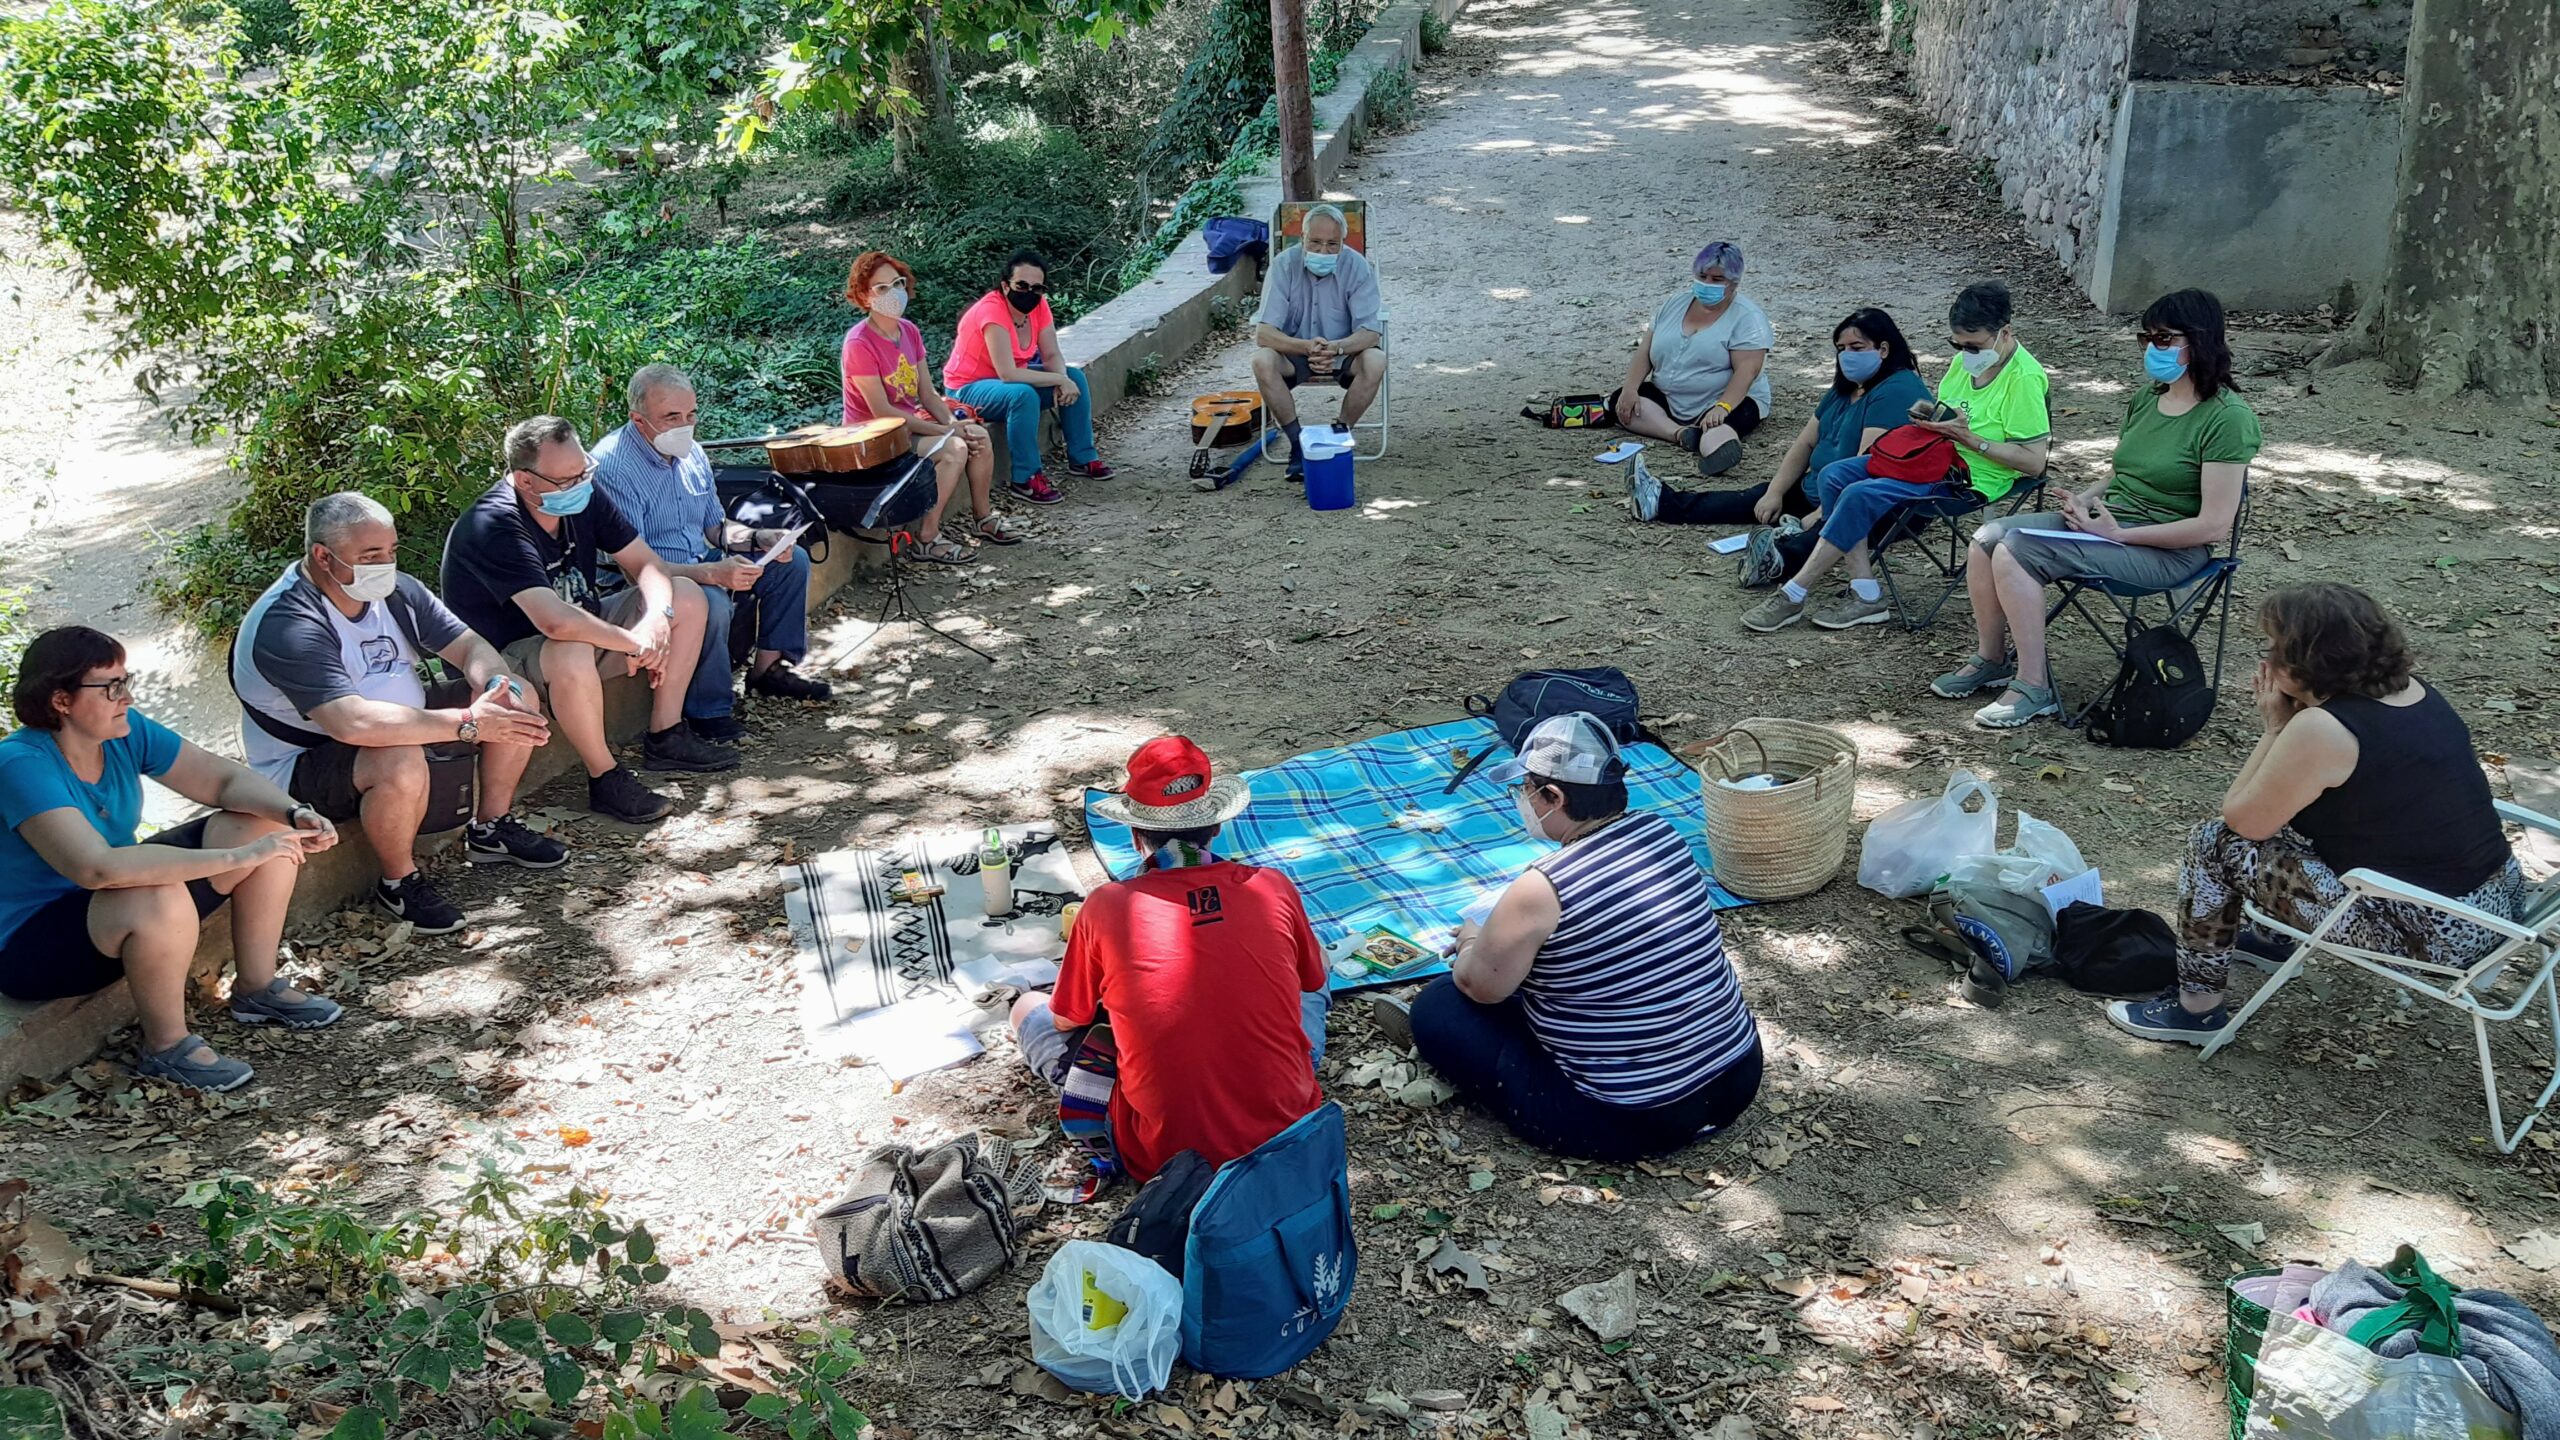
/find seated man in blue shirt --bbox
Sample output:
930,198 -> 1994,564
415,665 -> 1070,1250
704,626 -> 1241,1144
1247,204 -> 1385,482
591,363 -> 835,744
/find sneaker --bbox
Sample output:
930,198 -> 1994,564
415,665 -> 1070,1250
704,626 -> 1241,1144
1741,591 -> 1807,633
2106,989 -> 2230,1046
1628,457 -> 1663,522
1285,458 -> 1306,483
1973,683 -> 2062,729
1010,473 -> 1064,506
1674,424 -> 1703,453
1695,437 -> 1743,477
1931,653 -> 2017,699
2234,928 -> 2298,975
1364,995 -> 1415,1051
642,725 -> 741,773
466,814 -> 569,869
751,662 -> 834,701
689,712 -> 748,744
1810,592 -> 1892,629
588,765 -> 675,824
1065,459 -> 1115,481
135,1034 -> 254,1093
229,977 -> 345,1030
1740,516 -> 1801,589
375,872 -> 463,935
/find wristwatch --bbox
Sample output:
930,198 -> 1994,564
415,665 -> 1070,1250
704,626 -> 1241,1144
286,802 -> 319,828
457,717 -> 480,743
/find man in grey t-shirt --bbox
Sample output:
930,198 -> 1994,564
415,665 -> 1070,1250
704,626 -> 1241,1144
1247,204 -> 1386,480
233,493 -> 564,934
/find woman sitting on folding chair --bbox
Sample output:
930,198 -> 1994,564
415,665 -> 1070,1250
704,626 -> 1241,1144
1933,287 -> 2260,727
2109,583 -> 2530,1045
839,250 -> 1014,560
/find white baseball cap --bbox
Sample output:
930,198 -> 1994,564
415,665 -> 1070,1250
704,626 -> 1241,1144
1483,712 -> 1627,787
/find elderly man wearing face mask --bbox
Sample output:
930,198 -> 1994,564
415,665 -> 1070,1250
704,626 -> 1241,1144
233,492 -> 563,935
1248,204 -> 1386,482
592,363 -> 835,748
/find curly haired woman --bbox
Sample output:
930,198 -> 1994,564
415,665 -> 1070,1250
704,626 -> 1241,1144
2109,583 -> 2529,1044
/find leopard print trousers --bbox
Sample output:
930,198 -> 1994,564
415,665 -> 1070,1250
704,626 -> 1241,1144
2176,820 -> 2527,994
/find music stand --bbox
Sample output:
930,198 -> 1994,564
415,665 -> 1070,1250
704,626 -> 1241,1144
841,438 -> 996,666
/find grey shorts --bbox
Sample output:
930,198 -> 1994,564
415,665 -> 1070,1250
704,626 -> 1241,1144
499,589 -> 649,695
1975,511 -> 2211,590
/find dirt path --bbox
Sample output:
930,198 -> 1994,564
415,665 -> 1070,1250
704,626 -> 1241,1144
10,0 -> 2560,1435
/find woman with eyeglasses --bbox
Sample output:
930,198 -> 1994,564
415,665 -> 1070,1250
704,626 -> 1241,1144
1933,287 -> 2260,728
942,248 -> 1115,508
1609,239 -> 1774,477
0,627 -> 344,1091
839,250 -> 1015,559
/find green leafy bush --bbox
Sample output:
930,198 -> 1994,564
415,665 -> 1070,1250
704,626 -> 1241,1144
1364,64 -> 1419,131
1421,9 -> 1452,53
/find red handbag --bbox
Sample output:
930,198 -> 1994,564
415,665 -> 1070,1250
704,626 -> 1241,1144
1864,424 -> 1969,486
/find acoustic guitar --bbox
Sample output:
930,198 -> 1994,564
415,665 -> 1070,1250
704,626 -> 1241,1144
704,417 -> 910,475
1187,390 -> 1264,479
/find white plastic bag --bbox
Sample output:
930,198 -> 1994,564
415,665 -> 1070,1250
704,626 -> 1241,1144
1858,770 -> 1998,898
2243,1311 -> 2518,1439
1027,1240 -> 1183,1401
1944,810 -> 2089,898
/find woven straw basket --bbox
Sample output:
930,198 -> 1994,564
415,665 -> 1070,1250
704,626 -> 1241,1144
1694,718 -> 1861,900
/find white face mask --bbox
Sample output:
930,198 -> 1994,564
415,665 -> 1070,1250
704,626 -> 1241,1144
329,552 -> 399,603
1959,342 -> 2003,379
1516,788 -> 1555,840
871,284 -> 908,319
649,423 -> 695,459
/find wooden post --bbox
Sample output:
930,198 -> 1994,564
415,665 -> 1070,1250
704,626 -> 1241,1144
1268,0 -> 1318,201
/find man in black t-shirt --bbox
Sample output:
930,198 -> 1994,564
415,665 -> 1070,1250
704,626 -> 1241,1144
440,415 -> 739,824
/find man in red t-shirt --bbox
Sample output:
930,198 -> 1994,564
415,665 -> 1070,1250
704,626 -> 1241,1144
1010,736 -> 1329,1181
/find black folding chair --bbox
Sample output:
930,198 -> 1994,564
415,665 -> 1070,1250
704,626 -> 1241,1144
2040,480 -> 2251,728
1871,473 -> 2052,630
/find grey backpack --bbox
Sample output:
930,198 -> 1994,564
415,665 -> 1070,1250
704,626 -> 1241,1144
813,1135 -> 1043,1302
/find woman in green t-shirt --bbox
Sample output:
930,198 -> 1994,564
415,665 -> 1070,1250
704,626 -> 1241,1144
1933,289 -> 2262,728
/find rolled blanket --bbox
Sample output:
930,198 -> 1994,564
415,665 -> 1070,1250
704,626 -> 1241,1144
2311,1258 -> 2560,1440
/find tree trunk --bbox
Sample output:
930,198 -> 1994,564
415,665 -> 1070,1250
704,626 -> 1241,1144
889,45 -> 922,177
925,15 -> 953,125
1268,0 -> 1318,201
2372,0 -> 2558,401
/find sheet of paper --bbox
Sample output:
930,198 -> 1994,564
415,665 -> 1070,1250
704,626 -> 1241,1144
1594,441 -> 1645,465
2015,527 -> 2127,547
1710,533 -> 1752,555
754,522 -> 812,567
838,993 -> 984,1082
2042,866 -> 2105,919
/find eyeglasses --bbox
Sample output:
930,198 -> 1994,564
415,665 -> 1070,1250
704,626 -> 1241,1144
1007,281 -> 1048,295
75,678 -> 133,704
525,460 -> 596,489
2139,330 -> 2186,348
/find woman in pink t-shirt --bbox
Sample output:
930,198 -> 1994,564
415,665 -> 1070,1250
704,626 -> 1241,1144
839,251 -> 1015,557
943,249 -> 1114,506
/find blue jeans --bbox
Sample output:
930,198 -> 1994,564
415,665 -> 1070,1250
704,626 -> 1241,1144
1813,457 -> 1975,554
685,548 -> 813,721
951,362 -> 1097,486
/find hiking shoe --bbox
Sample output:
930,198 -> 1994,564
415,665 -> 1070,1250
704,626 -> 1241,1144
375,872 -> 463,935
1740,517 -> 1800,589
588,765 -> 675,824
466,814 -> 568,869
1065,459 -> 1115,481
689,712 -> 747,744
642,725 -> 741,773
1010,472 -> 1064,506
1973,683 -> 2061,729
229,978 -> 345,1030
750,662 -> 834,702
136,1034 -> 254,1093
1695,436 -> 1743,477
1931,653 -> 2016,699
2106,989 -> 2230,1046
1628,457 -> 1664,522
1810,592 -> 1892,630
1741,591 -> 1806,633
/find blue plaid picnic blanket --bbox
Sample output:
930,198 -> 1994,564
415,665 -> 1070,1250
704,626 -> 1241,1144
1084,718 -> 1751,992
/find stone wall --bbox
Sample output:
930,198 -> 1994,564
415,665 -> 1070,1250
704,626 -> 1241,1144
1902,0 -> 2137,286
2128,0 -> 2410,79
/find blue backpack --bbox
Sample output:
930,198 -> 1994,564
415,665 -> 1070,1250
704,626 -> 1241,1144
1177,1102 -> 1355,1379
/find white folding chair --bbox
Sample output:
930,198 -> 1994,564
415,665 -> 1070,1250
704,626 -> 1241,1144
2199,801 -> 2560,1153
1258,199 -> 1389,463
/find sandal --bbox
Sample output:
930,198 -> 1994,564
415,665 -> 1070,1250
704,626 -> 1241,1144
909,537 -> 973,566
974,513 -> 1023,546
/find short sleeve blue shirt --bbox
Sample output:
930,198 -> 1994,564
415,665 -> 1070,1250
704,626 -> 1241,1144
0,710 -> 185,944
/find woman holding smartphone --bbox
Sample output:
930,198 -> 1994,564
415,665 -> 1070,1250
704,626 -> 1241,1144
0,626 -> 343,1092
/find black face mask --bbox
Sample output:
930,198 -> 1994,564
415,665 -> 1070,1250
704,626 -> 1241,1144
1005,288 -> 1042,315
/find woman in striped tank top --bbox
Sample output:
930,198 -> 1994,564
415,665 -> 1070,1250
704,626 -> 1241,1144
1392,714 -> 1763,1161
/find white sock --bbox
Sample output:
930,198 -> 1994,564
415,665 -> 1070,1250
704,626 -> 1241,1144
1781,581 -> 1808,604
1850,577 -> 1881,603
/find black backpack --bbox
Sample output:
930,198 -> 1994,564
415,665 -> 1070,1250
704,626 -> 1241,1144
2083,626 -> 2214,749
1445,667 -> 1659,791
1104,1149 -> 1216,1280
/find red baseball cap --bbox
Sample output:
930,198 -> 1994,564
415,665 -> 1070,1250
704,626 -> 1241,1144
1092,735 -> 1252,830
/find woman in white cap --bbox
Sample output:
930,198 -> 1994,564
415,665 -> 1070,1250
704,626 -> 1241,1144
1609,240 -> 1774,477
1385,713 -> 1764,1161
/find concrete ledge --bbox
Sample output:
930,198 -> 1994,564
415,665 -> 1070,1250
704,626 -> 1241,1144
1060,0 -> 1462,415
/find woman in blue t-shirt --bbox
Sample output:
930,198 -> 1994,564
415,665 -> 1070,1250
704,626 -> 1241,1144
1631,306 -> 1929,532
0,627 -> 345,1092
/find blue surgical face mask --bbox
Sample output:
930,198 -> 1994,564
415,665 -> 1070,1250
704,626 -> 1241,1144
1837,348 -> 1883,383
537,478 -> 594,517
1302,249 -> 1339,277
1693,280 -> 1729,306
2143,343 -> 2189,384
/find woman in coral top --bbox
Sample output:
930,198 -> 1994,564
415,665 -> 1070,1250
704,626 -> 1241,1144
943,249 -> 1114,507
838,251 -> 1017,558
